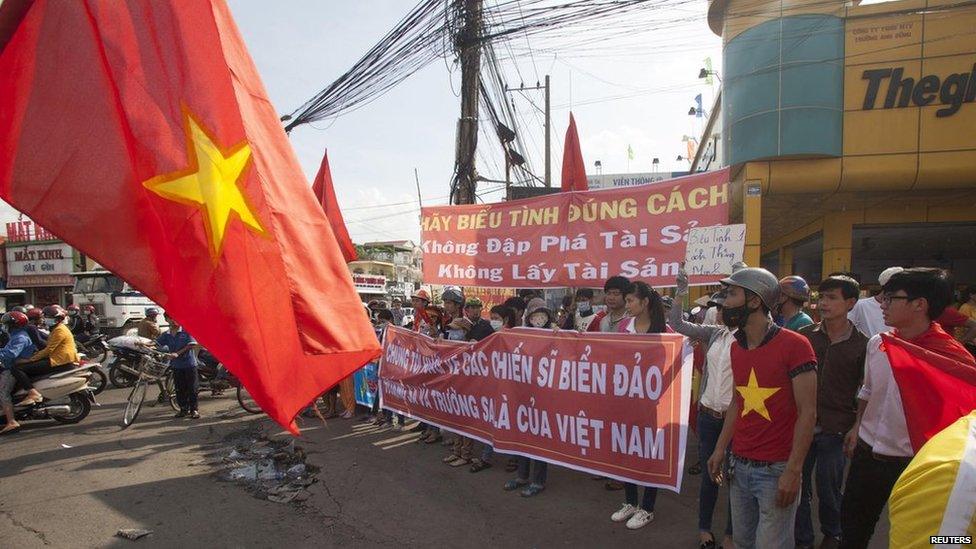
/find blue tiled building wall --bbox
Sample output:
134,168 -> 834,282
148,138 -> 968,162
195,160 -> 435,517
723,15 -> 844,165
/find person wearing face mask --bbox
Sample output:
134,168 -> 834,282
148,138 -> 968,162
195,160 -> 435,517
25,308 -> 48,349
573,288 -> 596,331
669,267 -> 736,549
12,305 -> 81,407
442,298 -> 494,467
706,268 -> 818,549
471,305 -> 519,474
504,302 -> 552,497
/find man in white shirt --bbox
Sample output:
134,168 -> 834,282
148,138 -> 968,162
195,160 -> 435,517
839,268 -> 973,548
847,266 -> 903,337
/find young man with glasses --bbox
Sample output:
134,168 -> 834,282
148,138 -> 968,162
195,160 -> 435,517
839,268 -> 976,548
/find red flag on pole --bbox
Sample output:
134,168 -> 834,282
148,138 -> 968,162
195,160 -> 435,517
0,0 -> 380,433
882,332 -> 976,452
560,113 -> 588,192
311,150 -> 357,263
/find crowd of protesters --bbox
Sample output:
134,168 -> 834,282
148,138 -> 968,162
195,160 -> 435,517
317,266 -> 976,548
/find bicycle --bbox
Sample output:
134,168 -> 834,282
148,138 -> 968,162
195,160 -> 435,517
229,374 -> 262,414
120,349 -> 179,428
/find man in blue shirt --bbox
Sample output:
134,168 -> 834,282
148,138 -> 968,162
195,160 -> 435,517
1,312 -> 38,434
157,313 -> 200,419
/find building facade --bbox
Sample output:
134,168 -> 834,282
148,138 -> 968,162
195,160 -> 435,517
1,220 -> 91,306
700,0 -> 976,287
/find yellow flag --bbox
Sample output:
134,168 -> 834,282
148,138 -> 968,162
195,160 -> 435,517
889,411 -> 976,548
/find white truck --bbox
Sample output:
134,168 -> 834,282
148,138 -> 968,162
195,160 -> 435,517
71,271 -> 164,336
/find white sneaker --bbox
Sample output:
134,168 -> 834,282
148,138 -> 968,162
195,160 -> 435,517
625,509 -> 654,530
611,503 -> 637,522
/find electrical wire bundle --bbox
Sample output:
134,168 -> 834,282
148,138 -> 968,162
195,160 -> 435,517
283,0 -> 706,132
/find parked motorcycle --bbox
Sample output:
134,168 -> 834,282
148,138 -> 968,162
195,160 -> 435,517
106,335 -> 155,389
4,364 -> 97,425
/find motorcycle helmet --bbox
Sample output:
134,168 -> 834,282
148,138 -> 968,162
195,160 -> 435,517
441,288 -> 464,306
84,304 -> 96,314
66,303 -> 81,316
2,311 -> 29,328
145,307 -> 160,318
720,267 -> 781,310
26,308 -> 43,321
11,305 -> 27,314
42,305 -> 67,320
779,275 -> 811,303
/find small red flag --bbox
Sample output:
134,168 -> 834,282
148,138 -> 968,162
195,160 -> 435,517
882,332 -> 976,452
560,113 -> 588,192
0,0 -> 380,432
311,150 -> 357,263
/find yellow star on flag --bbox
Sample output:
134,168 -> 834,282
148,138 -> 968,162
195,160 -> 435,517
737,369 -> 780,422
143,111 -> 266,259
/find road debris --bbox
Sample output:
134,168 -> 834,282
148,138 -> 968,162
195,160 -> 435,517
212,427 -> 318,505
116,528 -> 153,541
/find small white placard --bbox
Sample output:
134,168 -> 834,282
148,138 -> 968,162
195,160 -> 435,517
685,224 -> 746,276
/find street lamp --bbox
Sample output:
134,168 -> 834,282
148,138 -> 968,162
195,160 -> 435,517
698,68 -> 722,82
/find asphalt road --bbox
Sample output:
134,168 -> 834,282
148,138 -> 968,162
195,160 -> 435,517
0,379 -> 889,548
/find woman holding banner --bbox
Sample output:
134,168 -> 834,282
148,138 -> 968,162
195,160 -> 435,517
672,267 -> 735,549
503,303 -> 555,497
610,281 -> 666,530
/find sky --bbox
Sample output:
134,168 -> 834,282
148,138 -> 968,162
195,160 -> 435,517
0,0 -> 723,244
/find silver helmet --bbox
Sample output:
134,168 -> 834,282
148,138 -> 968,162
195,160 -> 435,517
720,267 -> 780,310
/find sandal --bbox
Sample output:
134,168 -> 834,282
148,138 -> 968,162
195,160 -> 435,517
470,459 -> 492,473
520,483 -> 545,497
15,395 -> 41,407
448,457 -> 471,467
699,533 -> 716,549
503,479 -> 529,491
0,424 -> 21,435
424,433 -> 443,444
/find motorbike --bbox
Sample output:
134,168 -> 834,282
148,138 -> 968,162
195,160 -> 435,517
4,364 -> 97,425
77,334 -> 110,363
78,358 -> 108,395
106,335 -> 155,388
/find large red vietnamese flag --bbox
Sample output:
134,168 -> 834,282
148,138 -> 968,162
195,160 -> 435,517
311,150 -> 357,263
0,0 -> 380,432
882,333 -> 976,452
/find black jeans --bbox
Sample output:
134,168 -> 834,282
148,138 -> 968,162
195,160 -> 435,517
839,441 -> 910,549
172,367 -> 199,412
14,360 -> 73,391
624,483 -> 658,512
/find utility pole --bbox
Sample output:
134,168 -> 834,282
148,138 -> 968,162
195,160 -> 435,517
414,168 -> 423,208
506,75 -> 552,187
452,0 -> 483,205
544,74 -> 551,187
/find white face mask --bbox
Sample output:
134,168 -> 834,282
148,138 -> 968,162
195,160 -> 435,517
43,318 -> 58,327
489,320 -> 504,331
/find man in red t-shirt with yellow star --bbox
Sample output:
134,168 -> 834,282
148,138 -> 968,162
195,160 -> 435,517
707,268 -> 818,548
